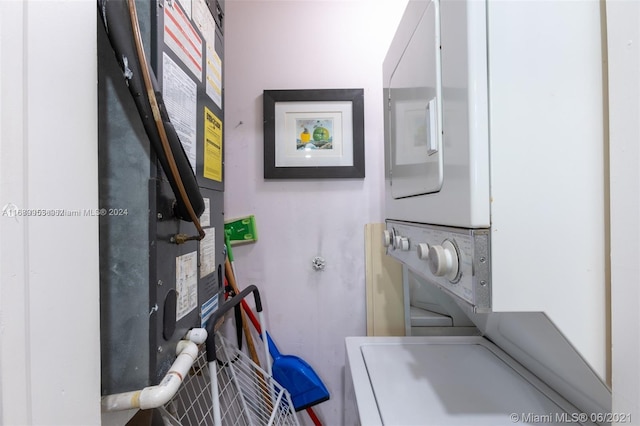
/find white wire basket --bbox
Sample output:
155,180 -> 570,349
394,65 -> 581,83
158,332 -> 299,426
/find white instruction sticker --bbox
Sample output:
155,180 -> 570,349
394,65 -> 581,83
192,0 -> 211,34
192,0 -> 221,107
176,251 -> 198,320
199,227 -> 215,278
206,47 -> 222,109
163,52 -> 198,172
201,198 -> 210,227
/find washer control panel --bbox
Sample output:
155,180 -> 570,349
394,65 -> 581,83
384,220 -> 491,312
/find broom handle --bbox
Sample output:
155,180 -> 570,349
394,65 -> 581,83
240,299 -> 260,332
225,258 -> 274,414
225,258 -> 259,365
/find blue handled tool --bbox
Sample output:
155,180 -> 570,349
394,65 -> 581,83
265,332 -> 330,411
237,294 -> 330,412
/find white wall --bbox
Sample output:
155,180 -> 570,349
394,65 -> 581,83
607,0 -> 640,422
223,1 -> 407,424
0,1 -> 100,425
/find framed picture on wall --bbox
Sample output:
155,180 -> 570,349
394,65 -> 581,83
263,89 -> 365,179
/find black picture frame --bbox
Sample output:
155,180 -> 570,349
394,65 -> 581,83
263,89 -> 365,179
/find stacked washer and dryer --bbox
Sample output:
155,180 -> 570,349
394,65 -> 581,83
345,0 -> 612,424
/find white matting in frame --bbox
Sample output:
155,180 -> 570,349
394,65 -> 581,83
274,101 -> 354,168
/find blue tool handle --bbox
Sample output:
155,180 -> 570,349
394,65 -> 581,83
265,331 -> 282,360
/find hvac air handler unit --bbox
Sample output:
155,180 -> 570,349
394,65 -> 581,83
97,0 -> 226,404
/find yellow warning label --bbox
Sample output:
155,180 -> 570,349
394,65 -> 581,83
204,107 -> 222,182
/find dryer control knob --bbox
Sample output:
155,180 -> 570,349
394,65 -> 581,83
428,240 -> 459,281
382,230 -> 392,247
393,235 -> 403,249
417,243 -> 430,260
399,237 -> 410,251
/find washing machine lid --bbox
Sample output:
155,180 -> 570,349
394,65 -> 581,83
348,336 -> 593,426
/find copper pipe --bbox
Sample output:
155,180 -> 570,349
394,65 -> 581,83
126,0 -> 205,242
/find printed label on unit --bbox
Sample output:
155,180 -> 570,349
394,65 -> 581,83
176,251 -> 198,321
163,53 -> 198,172
199,227 -> 215,278
164,0 -> 202,81
204,107 -> 223,181
200,294 -> 219,329
206,47 -> 223,108
192,0 -> 207,29
176,0 -> 192,18
192,0 -> 212,36
192,0 -> 222,108
201,198 -> 210,227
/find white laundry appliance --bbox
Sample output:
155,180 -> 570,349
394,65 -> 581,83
346,0 -> 612,424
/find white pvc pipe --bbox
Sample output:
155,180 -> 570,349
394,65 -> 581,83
185,327 -> 207,345
101,328 -> 207,412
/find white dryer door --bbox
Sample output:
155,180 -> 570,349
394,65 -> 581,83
389,0 -> 443,199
